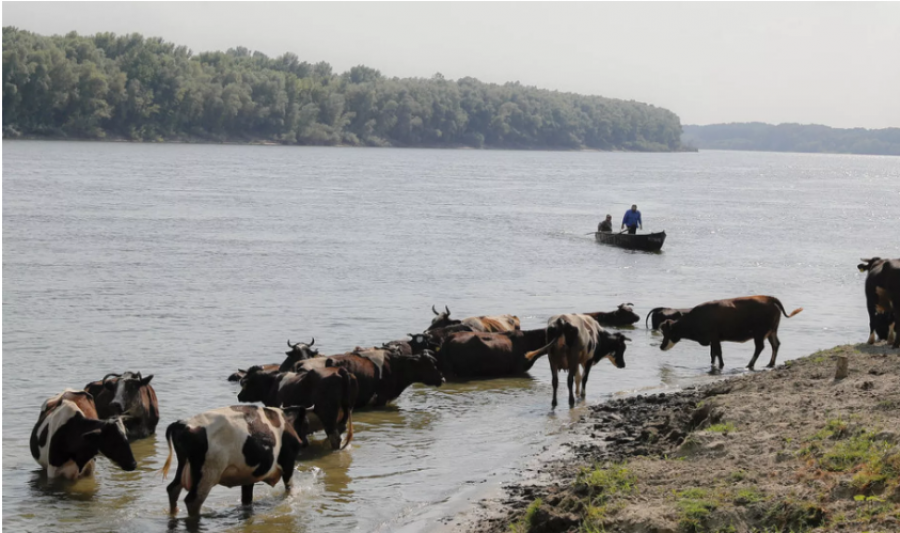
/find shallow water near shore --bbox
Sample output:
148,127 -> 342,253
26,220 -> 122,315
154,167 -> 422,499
3,141 -> 899,532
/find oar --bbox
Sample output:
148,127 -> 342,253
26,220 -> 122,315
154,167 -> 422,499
585,228 -> 631,235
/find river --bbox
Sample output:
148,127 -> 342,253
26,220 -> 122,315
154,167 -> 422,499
3,141 -> 898,532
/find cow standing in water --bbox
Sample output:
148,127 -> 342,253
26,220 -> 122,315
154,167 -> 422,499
427,305 -> 520,333
525,315 -> 628,408
858,258 -> 900,348
228,339 -> 318,381
161,405 -> 310,517
84,371 -> 159,440
237,366 -> 356,450
30,389 -> 137,480
659,295 -> 803,369
434,328 -> 554,379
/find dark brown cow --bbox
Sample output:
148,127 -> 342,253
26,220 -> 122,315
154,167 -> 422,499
229,364 -> 280,382
289,347 -> 444,407
84,371 -> 159,440
381,333 -> 441,356
161,405 -> 309,517
227,339 -> 318,381
30,389 -> 136,480
524,315 -> 628,408
237,366 -> 356,450
427,305 -> 520,332
278,338 -> 320,372
585,303 -> 640,327
858,258 -> 900,348
432,328 -> 552,379
659,296 -> 803,369
645,307 -> 692,330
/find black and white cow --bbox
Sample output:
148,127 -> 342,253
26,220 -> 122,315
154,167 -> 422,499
161,405 -> 310,517
30,389 -> 137,480
84,371 -> 159,440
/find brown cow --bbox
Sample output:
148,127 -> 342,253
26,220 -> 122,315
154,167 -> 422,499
858,258 -> 900,348
227,339 -> 318,381
84,371 -> 159,440
427,305 -> 520,332
433,328 -> 551,379
659,296 -> 803,369
525,315 -> 628,408
585,303 -> 640,327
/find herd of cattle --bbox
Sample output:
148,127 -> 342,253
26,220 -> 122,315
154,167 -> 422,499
29,257 -> 898,518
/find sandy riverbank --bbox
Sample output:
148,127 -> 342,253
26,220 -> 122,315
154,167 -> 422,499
458,343 -> 900,533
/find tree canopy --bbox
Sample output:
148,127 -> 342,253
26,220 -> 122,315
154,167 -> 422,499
682,123 -> 900,156
3,27 -> 685,151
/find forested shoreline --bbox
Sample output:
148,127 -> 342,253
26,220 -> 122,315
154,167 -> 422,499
682,123 -> 900,156
2,28 -> 686,151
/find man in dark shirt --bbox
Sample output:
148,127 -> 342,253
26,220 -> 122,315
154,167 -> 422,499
598,214 -> 613,232
621,205 -> 642,234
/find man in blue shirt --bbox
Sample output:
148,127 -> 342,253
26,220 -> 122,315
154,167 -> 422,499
621,204 -> 642,234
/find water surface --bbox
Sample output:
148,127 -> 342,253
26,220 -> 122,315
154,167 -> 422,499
3,141 -> 898,532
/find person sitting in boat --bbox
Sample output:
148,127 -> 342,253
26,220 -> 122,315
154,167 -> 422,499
621,205 -> 642,234
598,215 -> 613,233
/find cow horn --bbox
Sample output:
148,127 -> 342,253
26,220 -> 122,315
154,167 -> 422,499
309,338 -> 315,347
860,258 -> 870,262
288,339 -> 293,348
626,302 -> 634,307
432,305 -> 439,315
445,305 -> 450,315
102,373 -> 121,383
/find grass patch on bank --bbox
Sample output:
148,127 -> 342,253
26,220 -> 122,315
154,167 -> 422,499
674,488 -> 718,533
509,498 -> 542,533
707,422 -> 736,434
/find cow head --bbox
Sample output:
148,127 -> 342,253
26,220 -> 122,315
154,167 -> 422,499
281,338 -> 318,372
595,331 -> 629,368
282,406 -> 311,448
87,417 -> 137,471
238,366 -> 280,403
104,371 -> 153,418
427,305 -> 461,331
858,257 -> 883,272
396,350 -> 445,387
659,320 -> 681,351
406,332 -> 441,353
616,303 -> 640,325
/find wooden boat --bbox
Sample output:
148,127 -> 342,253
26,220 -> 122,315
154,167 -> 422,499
594,230 -> 666,252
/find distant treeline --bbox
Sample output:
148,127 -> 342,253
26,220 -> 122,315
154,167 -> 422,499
682,123 -> 900,156
2,27 -> 685,151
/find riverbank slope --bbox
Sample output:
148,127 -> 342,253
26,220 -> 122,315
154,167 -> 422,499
468,343 -> 900,533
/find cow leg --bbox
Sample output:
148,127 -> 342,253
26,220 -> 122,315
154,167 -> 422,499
166,459 -> 185,515
241,484 -> 254,505
710,341 -> 724,369
573,365 -> 582,398
183,458 -> 208,517
185,473 -> 217,518
549,358 -> 559,409
747,337 -> 765,370
567,353 -> 578,408
767,332 -> 781,368
581,361 -> 593,399
867,298 -> 879,344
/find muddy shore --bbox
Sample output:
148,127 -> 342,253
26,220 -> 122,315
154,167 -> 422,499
455,343 -> 900,533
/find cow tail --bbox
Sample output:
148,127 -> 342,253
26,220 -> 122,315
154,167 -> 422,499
772,298 -> 803,318
161,423 -> 175,480
645,307 -> 664,328
339,368 -> 355,450
525,335 -> 560,362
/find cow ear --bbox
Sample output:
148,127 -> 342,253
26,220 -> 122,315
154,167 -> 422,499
140,374 -> 154,386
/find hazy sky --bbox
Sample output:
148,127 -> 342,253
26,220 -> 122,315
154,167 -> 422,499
3,2 -> 899,128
